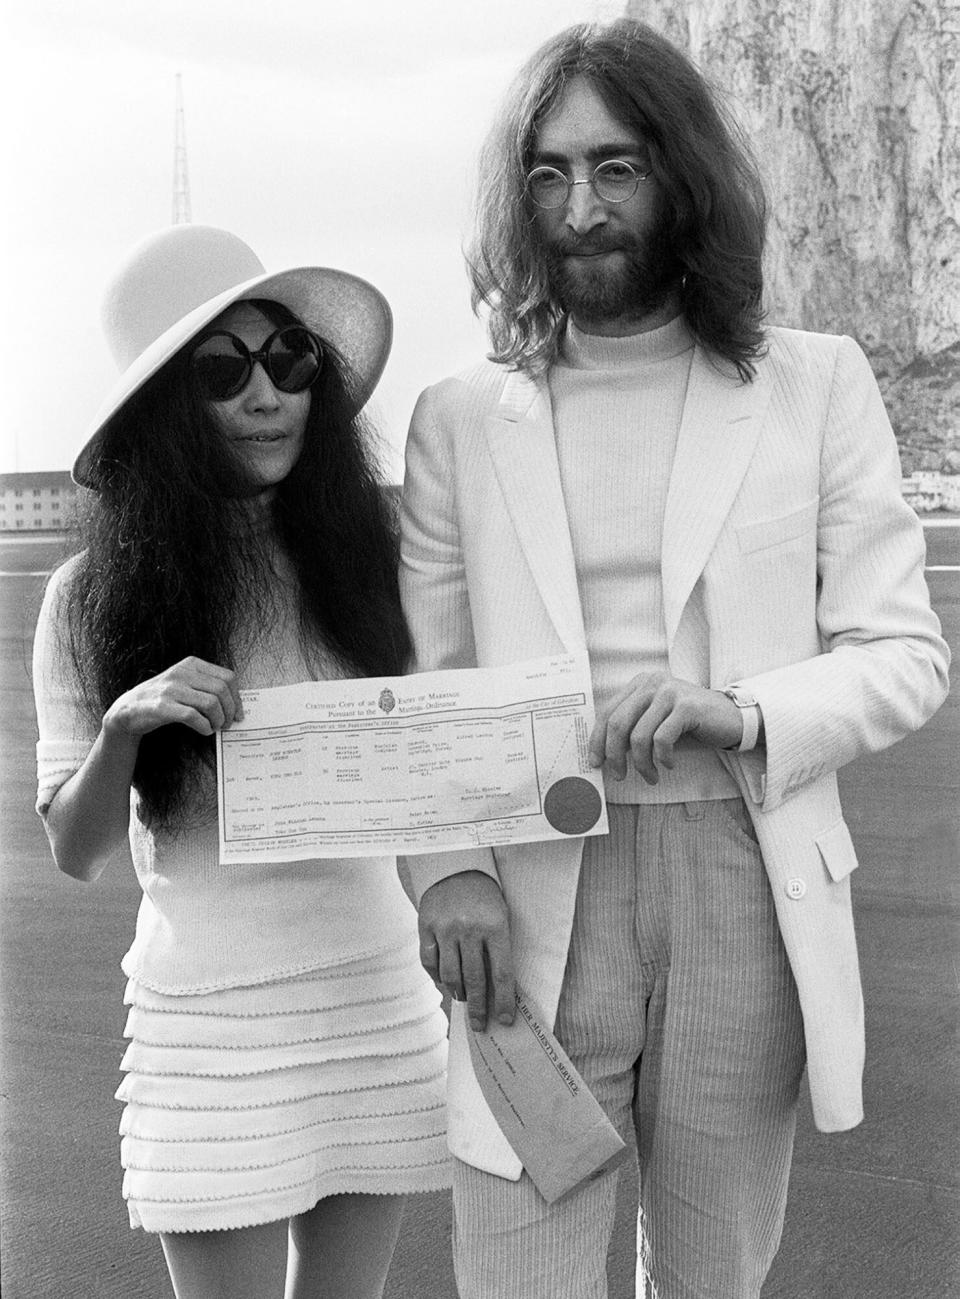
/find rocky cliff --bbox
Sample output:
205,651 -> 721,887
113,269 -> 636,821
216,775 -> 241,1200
624,0 -> 959,473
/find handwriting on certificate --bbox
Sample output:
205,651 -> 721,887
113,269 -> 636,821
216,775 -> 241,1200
216,652 -> 608,862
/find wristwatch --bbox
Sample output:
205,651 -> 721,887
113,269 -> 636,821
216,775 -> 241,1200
721,686 -> 761,752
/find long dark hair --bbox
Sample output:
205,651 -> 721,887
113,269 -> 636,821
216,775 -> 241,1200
468,19 -> 767,380
64,299 -> 409,829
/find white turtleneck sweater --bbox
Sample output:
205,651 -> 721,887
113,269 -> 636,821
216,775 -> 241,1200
550,315 -> 738,804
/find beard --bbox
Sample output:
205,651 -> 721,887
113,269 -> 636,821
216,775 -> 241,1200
541,216 -> 683,324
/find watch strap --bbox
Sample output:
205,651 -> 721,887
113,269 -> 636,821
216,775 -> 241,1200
722,686 -> 760,752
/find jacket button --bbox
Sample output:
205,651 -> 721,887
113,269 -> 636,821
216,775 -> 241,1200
786,878 -> 806,900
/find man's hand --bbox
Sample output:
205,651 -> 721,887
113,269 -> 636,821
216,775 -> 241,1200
589,671 -> 743,783
418,871 -> 515,1033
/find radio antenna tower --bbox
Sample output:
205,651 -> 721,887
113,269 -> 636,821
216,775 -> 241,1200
172,73 -> 192,224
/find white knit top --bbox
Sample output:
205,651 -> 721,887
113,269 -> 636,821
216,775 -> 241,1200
33,556 -> 420,995
550,316 -> 738,804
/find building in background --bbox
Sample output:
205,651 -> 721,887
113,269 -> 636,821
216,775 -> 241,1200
0,472 -> 80,532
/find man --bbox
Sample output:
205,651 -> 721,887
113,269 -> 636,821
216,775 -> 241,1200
399,19 -> 949,1299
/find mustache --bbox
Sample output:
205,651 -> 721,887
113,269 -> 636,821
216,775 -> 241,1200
549,233 -> 640,257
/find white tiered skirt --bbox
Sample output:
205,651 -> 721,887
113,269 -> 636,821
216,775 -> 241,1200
116,939 -> 450,1233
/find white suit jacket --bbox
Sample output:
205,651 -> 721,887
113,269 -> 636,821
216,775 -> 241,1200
398,326 -> 949,1179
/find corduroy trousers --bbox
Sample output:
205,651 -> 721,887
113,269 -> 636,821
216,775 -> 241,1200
452,799 -> 807,1299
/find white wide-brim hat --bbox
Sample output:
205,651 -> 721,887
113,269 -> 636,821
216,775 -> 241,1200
74,223 -> 393,487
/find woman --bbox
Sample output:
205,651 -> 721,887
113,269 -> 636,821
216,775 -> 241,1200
32,224 -> 449,1299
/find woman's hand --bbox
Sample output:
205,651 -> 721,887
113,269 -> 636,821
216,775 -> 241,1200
102,657 -> 242,740
43,657 -> 241,881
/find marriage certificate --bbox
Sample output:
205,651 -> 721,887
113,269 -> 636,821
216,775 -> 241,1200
216,652 -> 608,862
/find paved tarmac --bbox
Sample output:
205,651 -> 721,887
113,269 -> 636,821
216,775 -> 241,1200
1,528 -> 958,1298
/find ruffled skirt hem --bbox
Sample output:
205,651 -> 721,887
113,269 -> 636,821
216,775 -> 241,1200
117,940 -> 450,1233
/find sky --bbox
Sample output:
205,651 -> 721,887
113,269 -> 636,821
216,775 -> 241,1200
3,0 -> 623,482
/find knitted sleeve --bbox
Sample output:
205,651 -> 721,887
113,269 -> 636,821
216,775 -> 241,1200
32,557 -> 99,816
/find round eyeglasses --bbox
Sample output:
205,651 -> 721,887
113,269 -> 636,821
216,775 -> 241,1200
189,326 -> 324,402
525,159 -> 651,210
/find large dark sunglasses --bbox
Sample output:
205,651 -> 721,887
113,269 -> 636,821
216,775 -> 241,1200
189,325 -> 324,402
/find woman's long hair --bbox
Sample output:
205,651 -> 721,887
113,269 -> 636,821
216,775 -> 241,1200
468,19 -> 768,380
65,299 -> 409,829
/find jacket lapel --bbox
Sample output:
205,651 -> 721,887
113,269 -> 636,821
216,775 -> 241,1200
484,370 -> 586,652
484,347 -> 774,655
661,346 -> 773,646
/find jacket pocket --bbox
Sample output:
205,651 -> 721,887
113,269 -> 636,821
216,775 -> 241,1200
737,497 -> 819,555
815,818 -> 859,883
